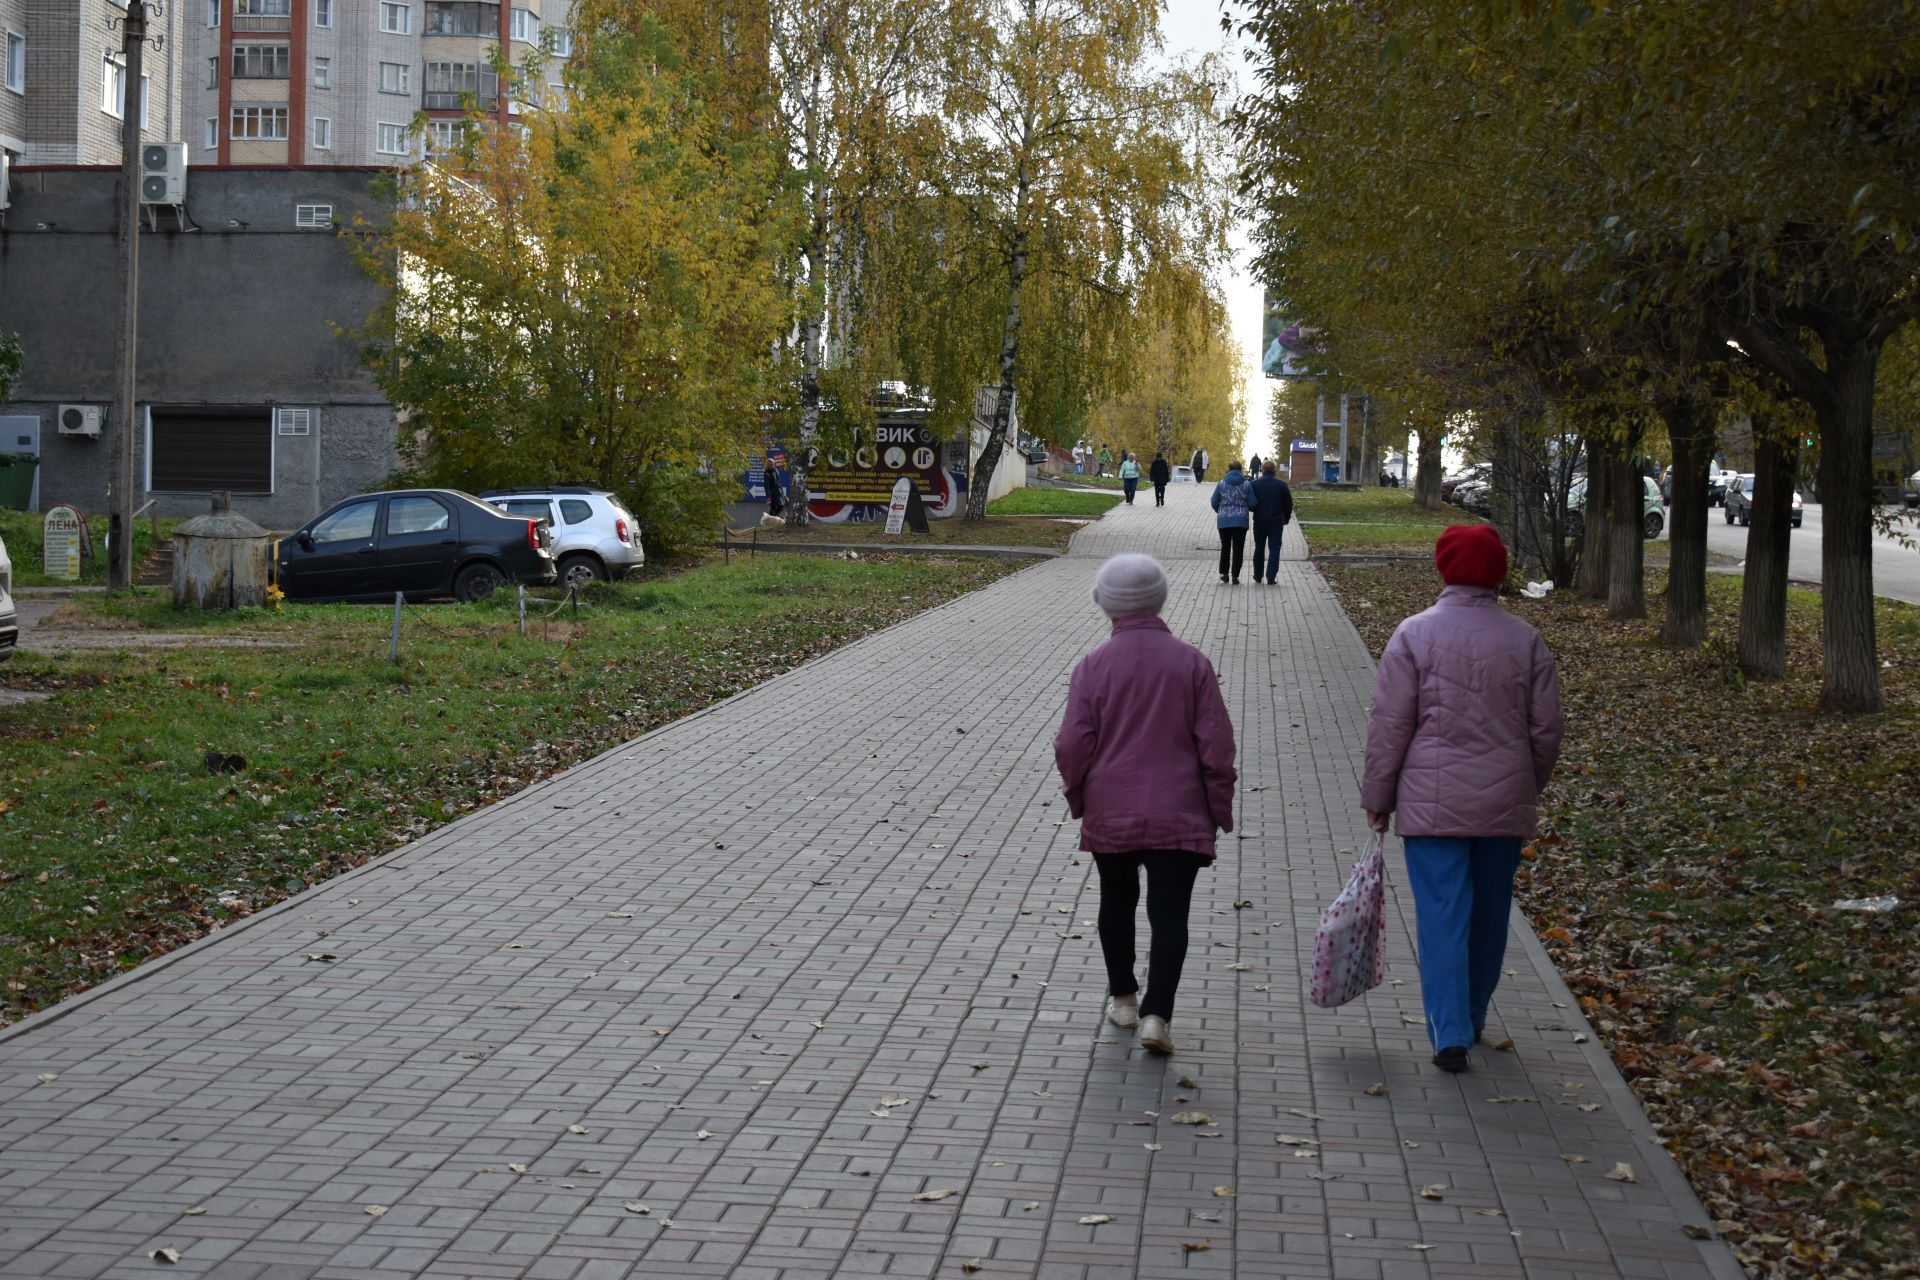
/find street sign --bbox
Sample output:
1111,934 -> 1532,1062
43,505 -> 84,580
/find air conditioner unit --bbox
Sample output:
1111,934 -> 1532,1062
140,141 -> 188,205
58,405 -> 105,438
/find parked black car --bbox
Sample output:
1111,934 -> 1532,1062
1722,474 -> 1804,528
276,489 -> 557,603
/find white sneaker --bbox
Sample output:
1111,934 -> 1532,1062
1107,998 -> 1140,1029
1139,1015 -> 1174,1055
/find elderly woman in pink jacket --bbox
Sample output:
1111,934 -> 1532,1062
1362,524 -> 1564,1073
1054,554 -> 1237,1056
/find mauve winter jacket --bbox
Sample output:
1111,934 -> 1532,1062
1054,614 -> 1237,859
1361,586 -> 1565,837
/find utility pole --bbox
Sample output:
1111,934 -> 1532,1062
108,1 -> 149,591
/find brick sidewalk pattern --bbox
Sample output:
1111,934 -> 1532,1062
0,483 -> 1744,1279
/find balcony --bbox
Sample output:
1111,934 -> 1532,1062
234,14 -> 291,31
423,91 -> 499,111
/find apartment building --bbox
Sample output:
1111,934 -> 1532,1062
0,0 -> 187,165
181,0 -> 573,169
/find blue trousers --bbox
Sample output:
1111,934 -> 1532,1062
1252,523 -> 1283,581
1123,477 -> 1138,503
1400,836 -> 1523,1051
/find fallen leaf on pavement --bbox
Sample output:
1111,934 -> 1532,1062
913,1189 -> 956,1202
1078,1214 -> 1113,1225
1606,1163 -> 1638,1183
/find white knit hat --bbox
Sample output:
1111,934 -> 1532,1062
1092,553 -> 1169,619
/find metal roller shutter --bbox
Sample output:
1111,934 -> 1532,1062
150,407 -> 273,493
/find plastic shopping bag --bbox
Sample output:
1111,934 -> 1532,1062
1309,833 -> 1387,1008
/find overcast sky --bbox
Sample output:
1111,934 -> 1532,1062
1157,0 -> 1275,458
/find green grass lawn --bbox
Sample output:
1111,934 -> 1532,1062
1321,562 -> 1920,1276
736,509 -> 1094,552
0,508 -> 176,587
986,488 -> 1123,517
1291,487 -> 1480,555
0,553 -> 1017,1023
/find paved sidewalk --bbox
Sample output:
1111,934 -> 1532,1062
0,485 -> 1741,1279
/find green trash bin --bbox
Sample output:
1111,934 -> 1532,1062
0,454 -> 38,511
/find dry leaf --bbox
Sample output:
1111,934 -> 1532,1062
870,1109 -> 893,1118
1309,1172 -> 1342,1181
567,1125 -> 588,1135
1682,1224 -> 1712,1239
1177,1075 -> 1198,1089
1494,1039 -> 1517,1051
1183,1242 -> 1211,1252
1223,963 -> 1253,972
150,1248 -> 181,1264
182,1207 -> 206,1216
1486,1095 -> 1538,1103
35,1073 -> 56,1083
1606,1162 -> 1638,1183
880,1096 -> 910,1108
1573,1032 -> 1589,1043
1078,1214 -> 1113,1225
1477,1208 -> 1504,1217
963,1260 -> 982,1274
1578,1103 -> 1604,1112
1559,1153 -> 1588,1164
1233,900 -> 1253,909
305,952 -> 338,962
913,1189 -> 957,1202
1023,1202 -> 1041,1212
1171,1111 -> 1213,1125
1143,1143 -> 1162,1152
1275,1134 -> 1320,1146
625,1203 -> 650,1215
507,1163 -> 528,1174
660,1217 -> 675,1228
1408,1243 -> 1436,1252
1419,1184 -> 1446,1200
607,911 -> 633,918
1403,1140 -> 1421,1149
1364,1082 -> 1388,1096
1211,1185 -> 1236,1198
365,1205 -> 389,1217
695,1129 -> 714,1141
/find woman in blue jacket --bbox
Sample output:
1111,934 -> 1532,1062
1210,461 -> 1257,584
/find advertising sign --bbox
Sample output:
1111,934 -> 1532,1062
884,476 -> 911,534
1262,290 -> 1319,380
42,505 -> 84,580
809,416 -> 946,507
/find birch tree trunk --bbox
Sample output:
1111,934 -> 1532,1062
965,149 -> 1030,522
1737,422 -> 1797,680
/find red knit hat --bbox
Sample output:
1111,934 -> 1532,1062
1434,524 -> 1508,587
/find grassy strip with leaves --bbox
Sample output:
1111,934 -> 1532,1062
1,509 -> 175,588
0,553 -> 1018,1025
734,512 -> 1087,552
1292,486 -> 1481,555
986,488 -> 1123,517
1320,560 -> 1919,1278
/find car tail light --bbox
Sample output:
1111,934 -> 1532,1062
526,519 -> 541,550
616,517 -> 630,545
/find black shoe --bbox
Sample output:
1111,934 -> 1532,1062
1432,1046 -> 1470,1073
1220,574 -> 1228,584
1231,578 -> 1240,585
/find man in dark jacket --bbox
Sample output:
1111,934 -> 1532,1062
1149,453 -> 1171,506
1248,461 -> 1295,584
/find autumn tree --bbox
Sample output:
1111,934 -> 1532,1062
355,2 -> 792,550
1089,286 -> 1245,470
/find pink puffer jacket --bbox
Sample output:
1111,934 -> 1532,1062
1362,586 -> 1564,837
1054,614 -> 1237,858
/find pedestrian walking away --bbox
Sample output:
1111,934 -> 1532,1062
1054,554 -> 1238,1056
1248,461 -> 1294,584
1119,451 -> 1141,504
1361,525 -> 1565,1073
1149,453 -> 1170,507
1210,460 -> 1257,584
1248,452 -> 1263,475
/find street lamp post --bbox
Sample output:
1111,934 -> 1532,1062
108,1 -> 149,591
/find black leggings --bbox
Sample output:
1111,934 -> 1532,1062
1218,527 -> 1247,580
1093,852 -> 1203,1020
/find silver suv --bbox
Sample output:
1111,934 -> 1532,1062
481,487 -> 644,588
0,533 -> 16,661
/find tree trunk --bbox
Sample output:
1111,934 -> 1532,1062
965,151 -> 1030,522
1737,421 -> 1797,680
1413,426 -> 1443,511
1489,414 -> 1519,546
783,307 -> 823,526
1607,430 -> 1646,619
1576,433 -> 1611,599
1659,398 -> 1716,647
1814,343 -> 1884,712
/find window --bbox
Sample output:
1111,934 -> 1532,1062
378,61 -> 410,94
387,496 -> 451,535
313,56 -> 330,89
559,500 -> 593,526
4,30 -> 24,95
232,43 -> 291,79
276,407 -> 314,433
494,499 -> 552,522
204,117 -> 218,149
311,500 -> 377,544
375,121 -> 409,155
206,55 -> 218,89
235,0 -> 292,31
423,60 -> 496,109
230,105 -> 289,140
314,0 -> 332,26
207,0 -> 220,27
149,408 -> 273,494
102,58 -> 150,128
425,118 -> 464,156
311,116 -> 331,149
293,205 -> 331,230
549,27 -> 572,57
425,2 -> 499,37
379,2 -> 412,34
510,7 -> 538,41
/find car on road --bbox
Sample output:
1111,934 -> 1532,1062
1170,465 -> 1198,483
1441,462 -> 1492,503
480,486 -> 644,589
276,489 -> 557,604
1566,474 -> 1664,540
1906,468 -> 1920,508
0,533 -> 16,661
1452,478 -> 1493,516
1723,474 -> 1804,528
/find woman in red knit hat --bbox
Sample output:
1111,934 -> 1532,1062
1360,524 -> 1566,1072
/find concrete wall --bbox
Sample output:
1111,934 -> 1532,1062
0,165 -> 397,529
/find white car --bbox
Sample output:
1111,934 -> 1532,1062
1906,468 -> 1919,508
0,533 -> 16,661
481,486 -> 645,589
1170,465 -> 1198,483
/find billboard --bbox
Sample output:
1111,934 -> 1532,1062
1261,290 -> 1318,380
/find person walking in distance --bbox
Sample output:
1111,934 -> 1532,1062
1055,554 -> 1237,1056
1149,453 -> 1171,506
1119,451 -> 1141,504
1210,460 -> 1258,584
1248,461 -> 1294,584
1361,525 -> 1564,1072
